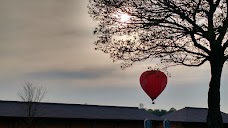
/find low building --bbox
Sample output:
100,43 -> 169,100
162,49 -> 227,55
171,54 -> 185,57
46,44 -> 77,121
0,100 -> 161,128
2,100 -> 228,128
161,107 -> 228,128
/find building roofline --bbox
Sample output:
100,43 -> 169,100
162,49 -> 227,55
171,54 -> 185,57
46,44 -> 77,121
183,107 -> 228,114
0,100 -> 139,109
161,106 -> 228,123
184,107 -> 208,109
0,100 -> 160,121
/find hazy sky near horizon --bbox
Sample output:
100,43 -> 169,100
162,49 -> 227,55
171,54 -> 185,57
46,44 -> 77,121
0,0 -> 228,112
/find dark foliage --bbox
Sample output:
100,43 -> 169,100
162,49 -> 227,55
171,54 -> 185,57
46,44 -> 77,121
147,107 -> 177,116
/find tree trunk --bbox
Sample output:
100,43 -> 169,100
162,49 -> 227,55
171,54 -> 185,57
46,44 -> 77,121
207,50 -> 224,128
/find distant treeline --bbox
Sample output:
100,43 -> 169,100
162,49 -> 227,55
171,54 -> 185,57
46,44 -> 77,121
147,107 -> 176,116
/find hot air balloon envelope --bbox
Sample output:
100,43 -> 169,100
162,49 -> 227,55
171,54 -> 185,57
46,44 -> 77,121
140,70 -> 167,102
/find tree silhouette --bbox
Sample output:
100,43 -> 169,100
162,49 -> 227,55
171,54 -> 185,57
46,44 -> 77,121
88,0 -> 228,128
88,0 -> 227,128
18,82 -> 47,128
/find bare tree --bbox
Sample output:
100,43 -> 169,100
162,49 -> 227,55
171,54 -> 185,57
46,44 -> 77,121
18,81 -> 47,128
88,0 -> 227,128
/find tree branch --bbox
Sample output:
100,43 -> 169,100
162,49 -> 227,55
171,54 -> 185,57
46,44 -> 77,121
225,54 -> 228,62
160,0 -> 206,36
223,40 -> 228,51
190,32 -> 211,55
217,16 -> 228,44
178,57 -> 208,67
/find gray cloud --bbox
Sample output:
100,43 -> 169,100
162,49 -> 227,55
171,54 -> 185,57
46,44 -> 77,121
0,0 -> 95,52
25,67 -> 116,80
0,0 -> 99,76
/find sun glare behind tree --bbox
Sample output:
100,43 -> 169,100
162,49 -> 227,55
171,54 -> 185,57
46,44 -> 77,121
120,13 -> 131,22
113,11 -> 131,23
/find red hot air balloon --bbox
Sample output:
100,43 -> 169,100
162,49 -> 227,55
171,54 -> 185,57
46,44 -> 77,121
140,70 -> 167,104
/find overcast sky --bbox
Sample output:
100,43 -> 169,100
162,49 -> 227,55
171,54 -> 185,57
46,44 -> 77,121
0,0 -> 228,113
